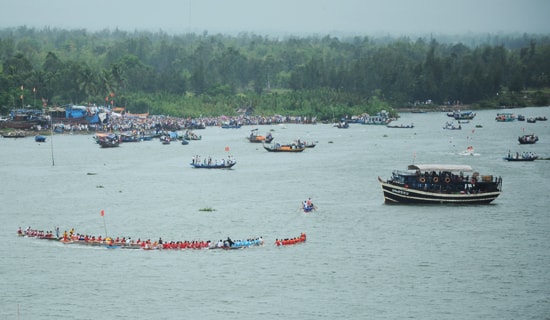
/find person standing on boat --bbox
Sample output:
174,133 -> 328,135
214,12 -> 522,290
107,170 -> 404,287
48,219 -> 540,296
226,237 -> 234,247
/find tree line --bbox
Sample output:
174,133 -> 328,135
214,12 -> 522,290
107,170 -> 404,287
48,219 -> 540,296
1,26 -> 549,120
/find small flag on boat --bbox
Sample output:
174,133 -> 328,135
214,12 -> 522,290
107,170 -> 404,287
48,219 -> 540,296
100,209 -> 105,217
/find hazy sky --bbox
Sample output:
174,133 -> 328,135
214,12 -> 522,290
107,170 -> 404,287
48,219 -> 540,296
1,0 -> 549,36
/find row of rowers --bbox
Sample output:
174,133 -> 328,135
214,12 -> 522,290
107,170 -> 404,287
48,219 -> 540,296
147,237 -> 265,249
275,233 -> 307,246
63,233 -> 265,249
19,228 -> 305,248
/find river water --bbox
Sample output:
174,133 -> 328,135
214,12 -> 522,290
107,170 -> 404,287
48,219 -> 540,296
1,107 -> 549,320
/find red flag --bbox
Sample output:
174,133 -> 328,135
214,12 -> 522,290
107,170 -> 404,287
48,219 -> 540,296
225,146 -> 230,152
100,209 -> 105,217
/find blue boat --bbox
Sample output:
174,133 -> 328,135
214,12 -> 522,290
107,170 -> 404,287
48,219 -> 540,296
221,124 -> 241,129
35,135 -> 46,142
301,198 -> 317,212
496,113 -> 516,122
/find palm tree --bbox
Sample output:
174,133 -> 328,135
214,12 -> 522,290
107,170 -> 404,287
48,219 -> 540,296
77,66 -> 98,103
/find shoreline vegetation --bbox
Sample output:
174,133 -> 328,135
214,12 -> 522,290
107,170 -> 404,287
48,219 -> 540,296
1,27 -> 549,122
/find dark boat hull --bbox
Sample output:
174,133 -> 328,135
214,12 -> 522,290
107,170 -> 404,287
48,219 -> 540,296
190,162 -> 236,169
98,141 -> 120,148
35,135 -> 46,142
503,157 -> 536,161
263,145 -> 305,152
249,136 -> 274,143
518,135 -> 538,144
378,177 -> 501,204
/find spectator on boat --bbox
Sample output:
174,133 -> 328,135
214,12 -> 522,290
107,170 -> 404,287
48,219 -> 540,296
226,237 -> 234,246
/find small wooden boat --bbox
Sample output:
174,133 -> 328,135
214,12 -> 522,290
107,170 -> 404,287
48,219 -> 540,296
184,131 -> 201,140
263,143 -> 305,152
97,134 -> 120,148
386,123 -> 414,128
496,112 -> 516,122
190,161 -> 236,169
334,121 -> 349,129
451,111 -> 476,120
248,129 -> 273,143
35,135 -> 46,142
361,112 -> 393,125
2,131 -> 26,138
301,142 -> 316,148
119,133 -> 140,142
518,134 -> 538,144
301,199 -> 316,212
160,135 -> 171,144
190,156 -> 236,169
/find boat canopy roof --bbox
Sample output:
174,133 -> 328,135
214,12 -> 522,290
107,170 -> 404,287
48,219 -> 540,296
407,164 -> 474,172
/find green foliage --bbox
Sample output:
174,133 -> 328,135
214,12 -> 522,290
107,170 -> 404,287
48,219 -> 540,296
1,27 -> 550,117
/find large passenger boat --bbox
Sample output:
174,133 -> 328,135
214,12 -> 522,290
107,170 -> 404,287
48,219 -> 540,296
378,164 -> 502,204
